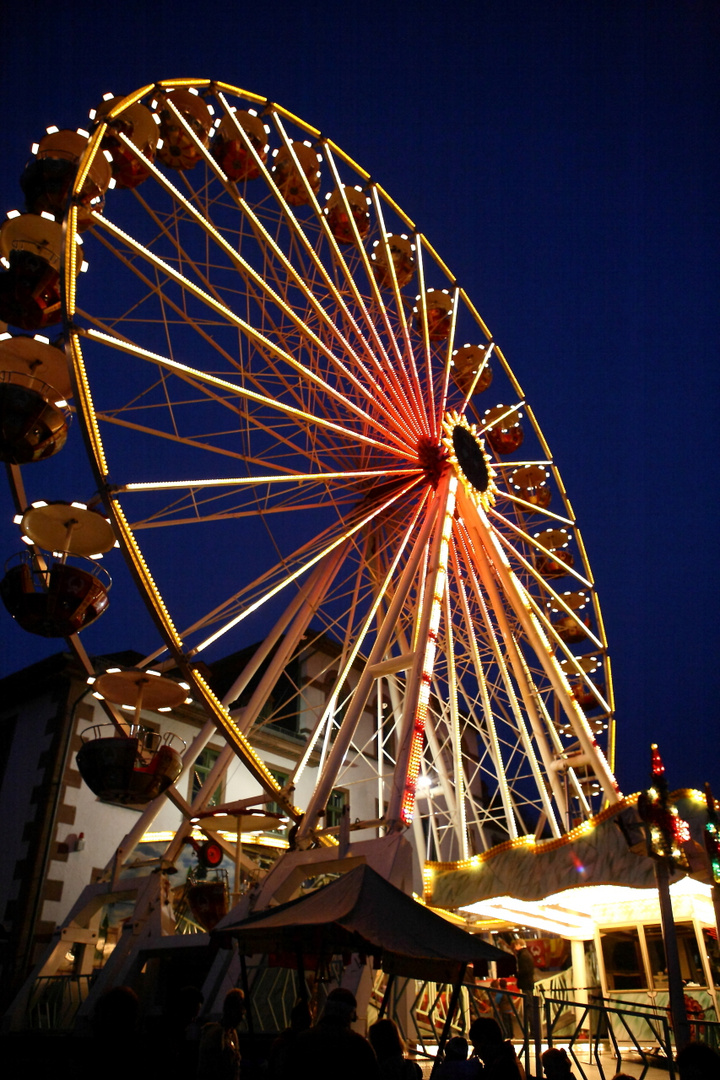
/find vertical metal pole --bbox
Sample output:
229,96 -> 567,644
378,973 -> 395,1019
295,947 -> 307,1003
430,966 -> 467,1080
531,995 -> 543,1080
655,859 -> 690,1050
239,952 -> 254,1037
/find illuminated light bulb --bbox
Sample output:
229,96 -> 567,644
86,676 -> 96,685
76,128 -> 90,139
102,92 -> 114,101
46,126 -> 59,134
80,262 -> 89,273
31,501 -> 48,508
21,535 -> 34,546
13,514 -> 22,524
108,178 -> 117,189
7,210 -> 21,219
40,211 -> 55,221
88,110 -> 97,121
92,691 -> 104,700
31,142 -> 39,154
106,667 -> 121,674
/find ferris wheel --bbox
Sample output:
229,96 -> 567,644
0,79 -> 620,872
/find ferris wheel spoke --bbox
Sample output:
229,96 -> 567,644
229,202 -> 421,441
118,466 -> 421,494
122,136 -> 421,448
411,243 -> 438,439
455,341 -> 496,419
215,94 -> 429,438
478,401 -> 525,439
320,146 -> 428,435
419,713 -> 464,854
440,588 -> 469,858
467,495 -> 619,803
92,410 -> 332,475
138,498 -> 376,646
297,486 -> 437,835
85,237 -> 415,455
245,536 -> 376,748
435,286 -> 461,427
212,122 -> 423,436
500,491 -> 574,527
367,194 -> 428,430
449,540 -> 520,841
271,113 -> 432,436
488,511 -> 594,592
386,472 -> 458,827
291,492 -> 430,791
184,474 -> 424,654
454,516 -> 566,836
85,327 -> 411,461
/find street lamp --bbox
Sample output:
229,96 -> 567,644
636,744 -> 691,1051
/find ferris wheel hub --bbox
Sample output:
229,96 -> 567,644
416,435 -> 449,487
441,412 -> 497,510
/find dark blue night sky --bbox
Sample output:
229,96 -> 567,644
0,1 -> 718,797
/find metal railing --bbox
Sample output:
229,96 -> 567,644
13,962 -> 720,1079
24,974 -> 94,1031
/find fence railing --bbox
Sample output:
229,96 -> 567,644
13,964 -> 720,1079
23,974 -> 94,1031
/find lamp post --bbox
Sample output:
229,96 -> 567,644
637,744 -> 690,1051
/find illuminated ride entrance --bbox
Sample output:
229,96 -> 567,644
0,80 -> 624,1015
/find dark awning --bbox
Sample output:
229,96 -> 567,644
215,863 -> 508,982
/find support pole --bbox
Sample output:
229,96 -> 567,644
430,964 -> 467,1079
655,859 -> 690,1050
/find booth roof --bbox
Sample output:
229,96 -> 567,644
215,863 -> 508,982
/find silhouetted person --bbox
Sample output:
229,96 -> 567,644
90,985 -> 141,1080
468,1016 -> 524,1080
368,1017 -> 422,1079
434,1035 -> 482,1080
269,997 -> 312,1078
676,1040 -> 720,1079
294,987 -> 379,1080
542,1047 -> 574,1079
198,988 -> 245,1080
156,984 -> 204,1080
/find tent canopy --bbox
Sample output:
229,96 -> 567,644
215,863 -> 508,982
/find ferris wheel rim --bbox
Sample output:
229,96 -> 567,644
35,77 -> 622,861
